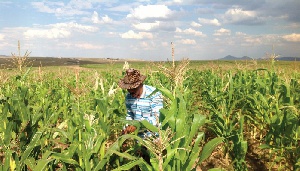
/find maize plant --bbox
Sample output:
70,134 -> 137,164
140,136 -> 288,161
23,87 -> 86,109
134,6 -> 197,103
186,68 -> 299,170
0,69 -> 126,170
0,60 -> 299,170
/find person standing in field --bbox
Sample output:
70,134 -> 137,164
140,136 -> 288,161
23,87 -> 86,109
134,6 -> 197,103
118,68 -> 163,138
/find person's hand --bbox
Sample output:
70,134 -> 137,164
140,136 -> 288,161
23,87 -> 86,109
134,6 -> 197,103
122,125 -> 136,134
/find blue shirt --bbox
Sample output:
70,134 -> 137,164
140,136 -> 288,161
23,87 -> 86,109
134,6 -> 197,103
125,85 -> 163,128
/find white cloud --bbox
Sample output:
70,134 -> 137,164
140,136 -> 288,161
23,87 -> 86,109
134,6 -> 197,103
175,28 -> 181,32
107,4 -> 133,12
92,11 -> 113,24
185,28 -> 205,37
54,22 -> 97,33
176,27 -> 205,37
238,34 -> 280,46
120,30 -> 153,39
139,41 -> 155,50
284,23 -> 300,30
156,0 -> 190,5
174,0 -> 183,3
91,12 -> 98,23
191,21 -> 202,27
136,0 -> 152,2
31,2 -> 63,13
68,0 -> 92,10
244,37 -> 263,45
31,1 -> 91,17
102,15 -> 113,23
0,34 -> 4,40
127,5 -> 172,20
24,28 -> 71,39
223,8 -> 263,25
236,32 -> 247,36
133,21 -> 160,31
282,33 -> 300,42
24,22 -> 98,39
74,43 -> 103,49
161,42 -> 169,47
234,34 -> 279,47
198,18 -> 221,26
56,42 -> 104,50
0,42 -> 12,50
214,28 -> 231,36
180,39 -> 196,45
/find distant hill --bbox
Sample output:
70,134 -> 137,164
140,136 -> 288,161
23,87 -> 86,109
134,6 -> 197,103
218,55 -> 300,61
276,57 -> 300,61
0,56 -> 143,69
0,55 -> 9,58
218,55 -> 252,60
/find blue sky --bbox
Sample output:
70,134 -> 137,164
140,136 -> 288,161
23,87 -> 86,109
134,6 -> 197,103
0,0 -> 300,60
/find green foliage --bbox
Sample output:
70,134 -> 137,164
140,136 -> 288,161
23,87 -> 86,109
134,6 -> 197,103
0,61 -> 299,170
0,69 -> 125,170
187,68 -> 299,170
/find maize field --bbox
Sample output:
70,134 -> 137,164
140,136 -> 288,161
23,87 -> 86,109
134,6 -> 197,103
0,59 -> 299,171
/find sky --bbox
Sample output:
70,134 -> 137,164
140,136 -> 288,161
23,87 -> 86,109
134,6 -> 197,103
0,0 -> 300,61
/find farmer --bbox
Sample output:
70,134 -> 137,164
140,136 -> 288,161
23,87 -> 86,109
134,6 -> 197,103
118,68 -> 163,138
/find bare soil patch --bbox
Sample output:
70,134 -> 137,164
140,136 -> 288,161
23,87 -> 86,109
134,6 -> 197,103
0,56 -> 130,69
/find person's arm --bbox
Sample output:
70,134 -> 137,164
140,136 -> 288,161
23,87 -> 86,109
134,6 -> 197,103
125,95 -> 134,120
123,95 -> 136,134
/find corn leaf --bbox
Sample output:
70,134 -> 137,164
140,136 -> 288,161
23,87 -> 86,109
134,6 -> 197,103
199,137 -> 224,163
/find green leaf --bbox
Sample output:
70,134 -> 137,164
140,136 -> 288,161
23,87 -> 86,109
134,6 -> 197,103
51,153 -> 79,165
3,150 -> 12,171
156,87 -> 174,101
259,144 -> 272,149
4,123 -> 13,145
140,120 -> 158,132
33,158 -> 55,171
163,148 -> 176,169
296,157 -> 300,166
111,159 -> 144,171
93,134 -> 144,171
20,132 -> 42,166
91,136 -> 105,154
24,157 -> 35,170
183,132 -> 205,170
52,127 -> 71,140
150,158 -> 159,171
21,67 -> 32,80
111,150 -> 138,160
177,95 -> 187,121
185,115 -> 206,147
199,137 -> 224,163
